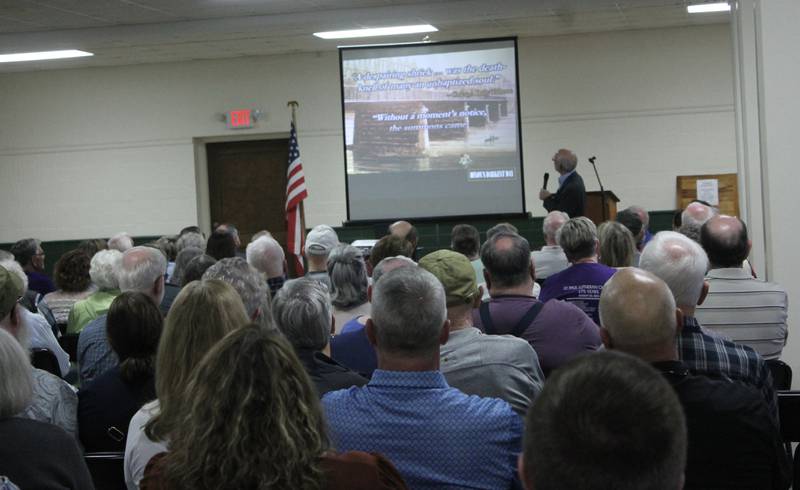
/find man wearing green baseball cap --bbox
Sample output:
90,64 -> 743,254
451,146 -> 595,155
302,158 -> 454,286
419,249 -> 544,416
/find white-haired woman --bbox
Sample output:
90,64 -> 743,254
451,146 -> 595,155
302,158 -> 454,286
67,249 -> 122,334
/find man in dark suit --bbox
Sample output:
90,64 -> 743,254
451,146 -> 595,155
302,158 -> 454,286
539,149 -> 586,217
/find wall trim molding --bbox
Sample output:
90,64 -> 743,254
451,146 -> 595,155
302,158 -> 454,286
522,104 -> 734,124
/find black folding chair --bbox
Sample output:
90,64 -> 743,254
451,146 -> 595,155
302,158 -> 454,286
768,359 -> 793,390
30,348 -> 61,378
58,333 -> 79,362
84,452 -> 126,490
777,391 -> 800,489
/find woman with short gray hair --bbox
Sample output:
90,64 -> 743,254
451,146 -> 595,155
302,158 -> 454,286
327,245 -> 370,334
67,249 -> 123,334
0,329 -> 93,489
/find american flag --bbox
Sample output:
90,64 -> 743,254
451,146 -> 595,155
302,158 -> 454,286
285,121 -> 308,275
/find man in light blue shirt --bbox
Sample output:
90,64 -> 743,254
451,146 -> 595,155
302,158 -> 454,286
322,266 -> 523,490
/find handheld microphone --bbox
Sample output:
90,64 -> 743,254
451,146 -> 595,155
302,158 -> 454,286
543,172 -> 550,189
588,156 -> 597,164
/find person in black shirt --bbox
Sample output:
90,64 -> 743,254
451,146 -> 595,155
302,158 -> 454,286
599,268 -> 790,490
539,149 -> 586,218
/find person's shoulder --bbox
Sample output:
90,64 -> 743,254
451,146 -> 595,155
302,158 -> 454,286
475,332 -> 535,357
1,416 -> 72,441
449,388 -> 519,420
677,374 -> 770,421
322,384 -> 365,406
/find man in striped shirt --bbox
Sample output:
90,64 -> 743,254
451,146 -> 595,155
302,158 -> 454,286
695,215 -> 788,360
639,231 -> 778,424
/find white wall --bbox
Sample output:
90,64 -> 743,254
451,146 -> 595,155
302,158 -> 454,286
0,23 -> 735,242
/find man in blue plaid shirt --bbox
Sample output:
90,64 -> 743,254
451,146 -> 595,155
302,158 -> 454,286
639,231 -> 778,424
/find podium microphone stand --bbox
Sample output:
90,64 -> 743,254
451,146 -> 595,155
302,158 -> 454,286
589,156 -> 606,222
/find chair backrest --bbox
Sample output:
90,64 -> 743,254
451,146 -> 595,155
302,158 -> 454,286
84,452 -> 126,490
58,334 -> 79,362
30,348 -> 61,378
767,359 -> 793,390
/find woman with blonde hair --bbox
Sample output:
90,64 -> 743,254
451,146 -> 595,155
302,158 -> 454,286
141,324 -> 407,490
124,279 -> 250,490
597,221 -> 637,268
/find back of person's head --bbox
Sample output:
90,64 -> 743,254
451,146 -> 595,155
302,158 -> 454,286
679,201 -> 718,242
0,328 -> 32,419
372,256 -> 417,284
451,224 -> 480,259
246,235 -> 285,278
369,234 -> 414,268
558,217 -> 598,262
77,238 -> 107,258
0,262 -> 26,344
599,268 -> 678,359
327,245 -> 368,309
305,225 -> 339,258
171,247 -> 204,286
552,148 -> 578,173
203,257 -> 271,325
389,220 -> 418,247
700,215 -> 750,268
107,291 -> 163,384
146,279 -> 249,441
175,232 -> 206,255
273,278 -> 332,352
53,249 -> 91,293
486,222 -> 518,239
119,246 -> 167,300
162,324 -> 327,489
615,209 -> 644,242
107,232 -> 134,253
542,211 -> 569,244
639,231 -> 708,309
89,249 -> 123,291
480,232 -> 532,289
370,266 -> 446,357
181,254 -> 216,287
205,231 -> 237,261
521,351 -> 687,490
10,238 -> 39,268
597,221 -> 636,268
419,249 -> 479,310
627,205 -> 650,229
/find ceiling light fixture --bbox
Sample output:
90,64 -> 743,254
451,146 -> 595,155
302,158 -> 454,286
0,49 -> 94,63
314,24 -> 438,40
687,2 -> 731,13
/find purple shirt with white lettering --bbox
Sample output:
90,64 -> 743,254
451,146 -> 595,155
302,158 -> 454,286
538,262 -> 617,325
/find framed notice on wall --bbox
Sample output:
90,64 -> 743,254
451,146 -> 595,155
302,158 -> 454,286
676,173 -> 739,217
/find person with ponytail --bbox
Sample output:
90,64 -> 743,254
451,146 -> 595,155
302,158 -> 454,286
78,291 -> 162,452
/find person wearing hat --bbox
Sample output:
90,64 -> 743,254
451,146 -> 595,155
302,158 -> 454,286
0,264 -> 78,440
419,250 -> 544,416
304,225 -> 340,289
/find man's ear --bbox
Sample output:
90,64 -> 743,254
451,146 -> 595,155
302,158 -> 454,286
594,239 -> 600,257
483,269 -> 492,291
365,318 -> 378,347
518,454 -> 533,490
697,281 -> 709,306
153,276 -> 165,300
675,308 -> 684,336
439,319 -> 450,345
472,287 -> 483,308
367,284 -> 373,303
330,315 -> 336,335
600,327 -> 612,349
529,259 -> 536,282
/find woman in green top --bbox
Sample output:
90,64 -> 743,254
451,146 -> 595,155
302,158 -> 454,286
67,249 -> 122,334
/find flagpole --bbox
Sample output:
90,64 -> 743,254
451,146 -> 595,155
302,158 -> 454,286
288,100 -> 306,276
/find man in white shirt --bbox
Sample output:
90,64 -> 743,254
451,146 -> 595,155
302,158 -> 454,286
532,211 -> 569,281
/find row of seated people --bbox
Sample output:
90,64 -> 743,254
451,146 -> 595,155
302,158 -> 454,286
0,202 -> 791,489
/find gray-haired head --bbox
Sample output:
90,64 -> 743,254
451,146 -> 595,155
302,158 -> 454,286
639,231 -> 708,309
543,211 -> 569,246
627,205 -> 650,228
272,278 -> 332,352
0,328 -> 33,418
171,247 -> 204,286
246,235 -> 285,279
327,245 -> 369,309
557,217 -> 598,262
10,238 -> 40,268
486,222 -> 518,240
175,232 -> 206,254
181,254 -> 217,287
203,257 -> 271,326
118,247 -> 167,305
89,249 -> 123,291
370,266 -> 446,357
679,202 -> 718,242
372,256 -> 417,284
552,148 -> 578,174
481,232 -> 532,289
107,232 -> 134,253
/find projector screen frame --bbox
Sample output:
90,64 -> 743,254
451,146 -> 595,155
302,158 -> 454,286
338,36 -> 527,225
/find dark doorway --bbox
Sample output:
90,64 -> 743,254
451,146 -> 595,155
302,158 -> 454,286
206,138 -> 289,248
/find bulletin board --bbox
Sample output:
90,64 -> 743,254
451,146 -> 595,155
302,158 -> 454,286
676,173 -> 739,217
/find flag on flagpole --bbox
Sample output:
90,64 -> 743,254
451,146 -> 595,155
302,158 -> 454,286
286,121 -> 308,275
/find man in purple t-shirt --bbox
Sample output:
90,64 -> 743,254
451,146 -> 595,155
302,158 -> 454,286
473,231 -> 600,375
539,217 -> 616,325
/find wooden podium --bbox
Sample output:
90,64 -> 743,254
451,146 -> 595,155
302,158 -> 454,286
585,190 -> 619,225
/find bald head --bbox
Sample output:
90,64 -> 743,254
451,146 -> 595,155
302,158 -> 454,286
118,246 -> 167,304
552,149 -> 578,174
600,268 -> 679,361
700,215 -> 750,269
481,232 -> 532,289
389,221 -> 418,248
373,256 -> 416,284
679,202 -> 717,242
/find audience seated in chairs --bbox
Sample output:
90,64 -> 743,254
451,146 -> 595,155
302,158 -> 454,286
327,245 -> 371,334
124,279 -> 249,490
67,249 -> 122,334
0,329 -> 93,490
40,249 -> 93,328
141,324 -> 408,490
79,292 -> 162,452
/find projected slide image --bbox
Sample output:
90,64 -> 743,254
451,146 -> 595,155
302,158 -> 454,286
343,46 -> 519,175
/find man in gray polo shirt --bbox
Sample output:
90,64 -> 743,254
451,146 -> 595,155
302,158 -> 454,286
420,249 -> 543,416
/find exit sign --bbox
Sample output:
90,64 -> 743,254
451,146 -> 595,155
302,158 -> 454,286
226,109 -> 254,129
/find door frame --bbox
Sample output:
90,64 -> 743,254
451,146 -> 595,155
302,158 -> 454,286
193,132 -> 289,236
